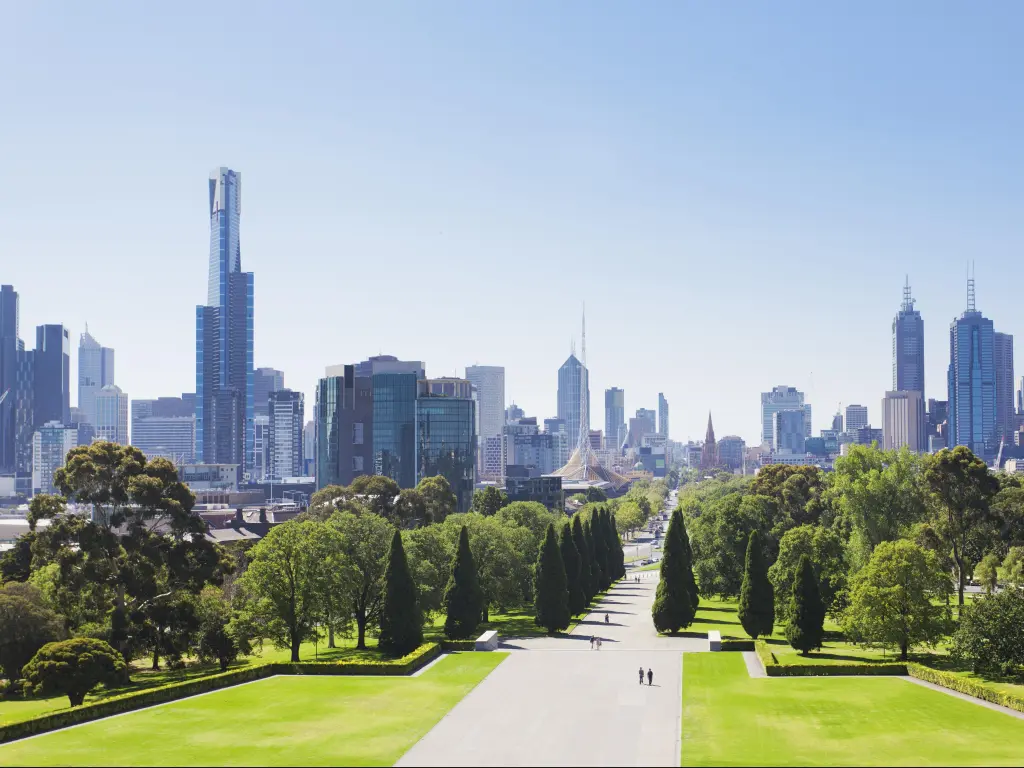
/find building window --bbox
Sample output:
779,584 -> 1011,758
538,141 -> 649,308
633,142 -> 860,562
353,423 -> 364,445
352,456 -> 364,472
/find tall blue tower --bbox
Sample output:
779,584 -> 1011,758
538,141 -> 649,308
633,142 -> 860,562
947,275 -> 996,459
196,168 -> 254,473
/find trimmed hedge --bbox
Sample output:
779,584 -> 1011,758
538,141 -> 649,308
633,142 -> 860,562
719,640 -> 754,652
754,639 -> 776,671
907,663 -> 1024,714
440,640 -> 478,652
0,643 -> 441,744
752,640 -> 905,677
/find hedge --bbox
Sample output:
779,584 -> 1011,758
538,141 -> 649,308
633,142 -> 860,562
440,640 -> 478,652
752,640 -> 905,677
907,663 -> 1024,714
719,640 -> 754,652
0,643 -> 441,744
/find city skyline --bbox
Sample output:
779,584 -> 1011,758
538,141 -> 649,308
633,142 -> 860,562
2,4 -> 1022,446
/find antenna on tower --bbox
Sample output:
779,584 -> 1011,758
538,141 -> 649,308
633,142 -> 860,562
967,262 -> 976,312
577,303 -> 590,479
902,275 -> 914,311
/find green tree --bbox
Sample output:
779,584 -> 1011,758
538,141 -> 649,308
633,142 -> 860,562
677,512 -> 699,612
652,509 -> 695,634
583,521 -> 602,599
785,555 -> 824,655
738,531 -> 774,639
443,526 -> 483,640
951,588 -> 1024,675
0,582 -> 65,682
1003,546 -> 1024,586
589,510 -> 611,590
571,515 -> 595,604
559,520 -> 585,616
0,531 -> 35,583
768,524 -> 846,621
533,523 -> 570,633
23,638 -> 126,706
378,530 -> 422,656
975,552 -> 1001,594
688,492 -> 775,599
615,501 -> 644,539
842,540 -> 951,660
586,487 -> 607,503
416,475 -> 459,523
329,511 -> 394,650
196,588 -> 241,672
471,486 -> 509,517
925,446 -> 1000,606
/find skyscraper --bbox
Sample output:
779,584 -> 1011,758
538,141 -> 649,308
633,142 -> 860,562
372,358 -> 425,489
948,276 -> 996,458
994,332 -> 1015,444
268,389 -> 304,479
0,285 -> 19,473
34,325 -> 70,429
892,277 -> 925,399
465,365 -> 504,480
93,384 -> 129,445
416,378 -> 476,512
774,410 -> 807,454
761,386 -> 812,445
658,393 -> 669,438
845,404 -> 869,433
196,168 -> 254,474
604,387 -> 624,451
882,390 -> 925,453
77,328 -> 115,427
557,351 -> 589,452
131,396 -> 195,465
32,421 -> 77,496
253,367 -> 284,418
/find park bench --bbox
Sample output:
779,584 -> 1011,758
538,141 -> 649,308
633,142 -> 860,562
475,630 -> 500,651
708,630 -> 722,652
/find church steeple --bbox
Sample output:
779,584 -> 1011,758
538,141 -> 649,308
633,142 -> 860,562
700,412 -> 718,470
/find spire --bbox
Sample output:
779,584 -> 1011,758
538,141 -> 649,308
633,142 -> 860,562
901,275 -> 915,312
705,412 -> 715,444
576,304 -> 589,471
967,262 -> 976,312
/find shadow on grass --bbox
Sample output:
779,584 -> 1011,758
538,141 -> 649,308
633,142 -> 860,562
691,617 -> 738,626
697,606 -> 737,613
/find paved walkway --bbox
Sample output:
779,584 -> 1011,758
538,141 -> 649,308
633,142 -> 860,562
396,579 -> 697,767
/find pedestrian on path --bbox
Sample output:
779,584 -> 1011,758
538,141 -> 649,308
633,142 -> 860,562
647,668 -> 653,686
589,636 -> 595,650
638,667 -> 644,685
596,638 -> 602,650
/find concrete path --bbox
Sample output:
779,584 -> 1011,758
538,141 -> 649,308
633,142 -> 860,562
397,579 -> 695,767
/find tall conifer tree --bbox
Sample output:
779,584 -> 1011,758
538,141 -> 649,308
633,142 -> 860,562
652,509 -> 695,633
559,520 -> 586,616
379,530 -> 423,656
534,523 -> 571,632
738,530 -> 775,639
443,526 -> 484,640
572,516 -> 594,604
786,554 -> 824,655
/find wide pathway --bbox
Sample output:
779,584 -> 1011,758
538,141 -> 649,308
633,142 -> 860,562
397,575 -> 699,767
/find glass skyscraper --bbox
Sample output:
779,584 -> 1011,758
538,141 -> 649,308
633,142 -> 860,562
196,168 -> 254,474
78,328 -> 115,428
416,378 -> 476,512
557,353 -> 589,449
892,278 -> 925,398
947,281 -> 996,459
0,285 -> 19,473
604,387 -> 624,451
373,372 -> 419,489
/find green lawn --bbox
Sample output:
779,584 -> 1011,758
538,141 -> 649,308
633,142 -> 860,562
0,652 -> 506,767
682,653 -> 1024,766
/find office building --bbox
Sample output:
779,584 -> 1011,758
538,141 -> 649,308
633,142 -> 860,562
604,387 -> 625,451
303,420 -> 315,476
948,278 -> 997,458
93,384 -> 129,445
831,411 -> 843,433
505,403 -> 524,423
251,413 -> 269,480
77,329 -> 115,427
717,435 -> 746,471
636,408 -> 657,435
32,420 -> 77,496
774,409 -> 806,454
373,359 -> 425,489
892,277 -> 925,398
416,377 -> 475,512
882,390 -> 926,452
543,417 -> 569,468
557,352 -> 589,452
854,425 -> 884,446
504,475 -> 563,510
34,324 -> 71,428
268,389 -> 304,479
0,285 -> 19,474
927,399 -> 949,439
845,404 -> 869,433
131,409 -> 195,465
480,435 -> 503,480
761,386 -> 812,445
254,368 -> 284,418
196,167 -> 254,475
465,365 -> 504,450
658,392 -> 669,438
994,332 -> 1015,443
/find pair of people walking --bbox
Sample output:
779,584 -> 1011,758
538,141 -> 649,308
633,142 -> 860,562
638,667 -> 654,686
589,636 -> 602,650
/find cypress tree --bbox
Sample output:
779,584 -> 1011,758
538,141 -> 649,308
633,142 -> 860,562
583,521 -> 602,598
559,520 -> 586,617
379,530 -> 423,656
534,523 -> 571,633
590,512 -> 610,591
443,526 -> 484,640
572,515 -> 594,604
607,511 -> 625,580
738,530 -> 775,639
785,554 -> 824,655
677,513 -> 699,612
651,508 -> 695,633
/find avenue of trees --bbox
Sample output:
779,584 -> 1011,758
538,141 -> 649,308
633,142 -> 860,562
682,444 -> 1024,667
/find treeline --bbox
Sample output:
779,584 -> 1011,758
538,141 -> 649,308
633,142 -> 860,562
681,444 -> 1024,669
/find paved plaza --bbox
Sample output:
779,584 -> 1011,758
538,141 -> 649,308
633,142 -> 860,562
397,572 -> 699,767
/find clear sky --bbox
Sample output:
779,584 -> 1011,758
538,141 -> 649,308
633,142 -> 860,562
1,2 -> 1021,446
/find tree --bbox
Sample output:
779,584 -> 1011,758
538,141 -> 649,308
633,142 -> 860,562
605,509 -> 626,581
445,513 -> 529,617
688,492 -> 775,599
443,526 -> 484,639
842,540 -> 951,660
586,487 -> 607,503
785,555 -> 824,655
1003,546 -> 1024,586
0,531 -> 35,583
533,524 -> 570,633
559,520 -> 585,616
378,530 -> 422,656
329,511 -> 394,650
0,582 -> 65,682
471,486 -> 509,517
738,531 -> 774,639
416,475 -> 458,523
583,521 -> 602,599
925,446 -> 1000,606
975,552 -> 1000,594
652,509 -> 695,634
951,588 -> 1024,675
196,588 -> 241,672
571,515 -> 595,604
677,512 -> 699,612
23,638 -> 126,707
768,525 -> 846,621
615,502 -> 644,539
589,510 -> 611,590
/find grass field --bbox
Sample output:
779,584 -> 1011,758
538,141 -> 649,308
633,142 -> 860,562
681,653 -> 1024,766
0,652 -> 506,767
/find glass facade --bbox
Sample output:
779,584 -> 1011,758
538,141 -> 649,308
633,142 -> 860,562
948,310 -> 996,458
373,373 -> 418,489
77,330 -> 115,428
557,354 -> 589,450
416,394 -> 476,512
315,376 -> 343,489
93,384 -> 128,445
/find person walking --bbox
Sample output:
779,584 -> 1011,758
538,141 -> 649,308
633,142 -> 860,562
605,613 -> 610,624
596,637 -> 602,650
647,668 -> 653,686
590,636 -> 595,650
638,667 -> 645,685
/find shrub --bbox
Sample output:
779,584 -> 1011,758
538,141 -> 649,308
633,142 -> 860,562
22,638 -> 126,707
907,663 -> 1024,714
950,588 -> 1024,676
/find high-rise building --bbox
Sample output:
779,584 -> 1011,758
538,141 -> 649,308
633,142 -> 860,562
831,411 -> 843,432
604,387 -> 625,451
93,385 -> 129,445
316,358 -> 387,490
658,393 -> 669,438
131,397 -> 195,465
1017,377 -> 1024,416
252,413 -> 270,480
892,277 -> 925,398
34,325 -> 70,429
416,378 -> 476,512
882,390 -> 926,453
465,365 -> 505,480
303,419 -> 315,476
845,404 -> 869,433
717,435 -> 746,471
505,403 -> 524,423
636,408 -> 657,436
557,352 -> 589,452
268,389 -> 304,479
253,368 -> 284,418
0,285 -> 20,473
948,277 -> 997,458
994,332 -> 1015,443
77,328 -> 114,427
32,420 -> 77,496
700,413 -> 717,469
543,417 -> 569,468
372,359 -> 424,489
761,386 -> 812,445
773,410 -> 806,454
196,167 -> 254,475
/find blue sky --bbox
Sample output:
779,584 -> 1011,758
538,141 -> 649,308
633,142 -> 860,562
1,2 -> 1021,445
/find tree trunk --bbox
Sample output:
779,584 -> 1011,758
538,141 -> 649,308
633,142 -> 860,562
152,645 -> 160,670
328,625 -> 336,649
219,656 -> 229,672
355,610 -> 367,650
900,640 -> 908,661
69,690 -> 86,707
290,631 -> 301,663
